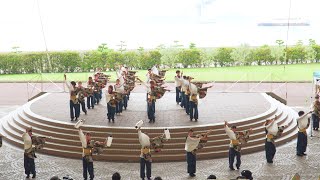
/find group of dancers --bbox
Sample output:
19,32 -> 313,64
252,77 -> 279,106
174,70 -> 212,121
21,108 -> 310,179
20,66 -> 318,179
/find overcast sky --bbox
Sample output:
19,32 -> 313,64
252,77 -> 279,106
0,0 -> 318,52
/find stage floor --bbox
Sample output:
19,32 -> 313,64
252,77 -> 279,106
30,91 -> 271,128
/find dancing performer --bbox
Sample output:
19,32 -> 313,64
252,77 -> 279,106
78,128 -> 108,180
174,70 -> 182,105
296,111 -> 309,156
185,128 -> 211,177
87,77 -> 95,109
22,127 -> 47,179
117,66 -> 129,110
77,81 -> 87,115
137,123 -> 168,180
189,81 -> 198,121
64,74 -> 80,121
182,76 -> 190,114
137,78 -> 157,123
114,79 -> 125,115
106,85 -> 116,122
311,95 -> 320,130
224,121 -> 252,170
264,116 -> 287,163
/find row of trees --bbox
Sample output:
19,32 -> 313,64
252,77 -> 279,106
1,39 -> 320,74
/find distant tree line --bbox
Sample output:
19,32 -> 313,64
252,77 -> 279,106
0,39 -> 319,74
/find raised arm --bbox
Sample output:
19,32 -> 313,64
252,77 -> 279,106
78,129 -> 87,148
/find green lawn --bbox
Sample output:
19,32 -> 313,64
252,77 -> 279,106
1,63 -> 320,82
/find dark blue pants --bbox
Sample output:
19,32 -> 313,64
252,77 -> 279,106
87,95 -> 94,108
24,155 -> 36,176
185,95 -> 190,114
312,113 -> 319,129
123,95 -> 128,109
99,89 -> 102,100
116,100 -> 123,113
147,100 -> 155,121
297,131 -> 307,155
80,101 -> 87,113
265,140 -> 276,162
176,87 -> 181,103
186,152 -> 196,174
82,157 -> 94,180
140,158 -> 151,179
94,92 -> 100,104
189,101 -> 198,120
69,100 -> 80,119
180,92 -> 185,108
229,148 -> 241,168
107,103 -> 116,121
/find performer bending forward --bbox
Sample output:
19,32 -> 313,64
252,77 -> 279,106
224,121 -> 252,170
264,116 -> 287,163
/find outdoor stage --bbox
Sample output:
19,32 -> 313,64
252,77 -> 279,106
30,92 -> 271,127
0,88 -> 298,162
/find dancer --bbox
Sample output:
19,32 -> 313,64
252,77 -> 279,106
64,74 -> 80,121
296,111 -> 309,156
22,127 -> 47,179
174,70 -> 182,105
224,121 -> 252,170
106,85 -> 116,122
77,81 -> 87,115
114,79 -> 125,115
185,128 -> 211,177
87,77 -> 95,109
311,95 -> 320,130
137,123 -> 168,180
264,116 -> 287,163
78,128 -> 108,180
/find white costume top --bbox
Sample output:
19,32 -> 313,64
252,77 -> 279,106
151,66 -> 159,76
224,125 -> 237,140
114,83 -> 125,93
79,129 -> 89,157
65,80 -> 75,94
265,120 -> 279,136
185,136 -> 200,152
181,79 -> 189,92
297,114 -> 309,130
189,83 -> 198,95
138,130 -> 150,147
22,132 -> 32,150
105,91 -> 112,103
174,76 -> 182,87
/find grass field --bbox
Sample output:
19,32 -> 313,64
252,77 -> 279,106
1,63 -> 320,82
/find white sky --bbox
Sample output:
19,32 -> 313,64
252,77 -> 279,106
0,0 -> 319,52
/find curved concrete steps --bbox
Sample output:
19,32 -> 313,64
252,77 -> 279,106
0,93 -> 299,162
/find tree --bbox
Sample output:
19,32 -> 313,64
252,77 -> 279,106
230,44 -> 252,66
215,47 -> 234,67
253,45 -> 274,65
178,49 -> 201,68
117,41 -> 127,53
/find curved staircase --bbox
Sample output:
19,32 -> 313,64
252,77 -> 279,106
0,93 -> 298,162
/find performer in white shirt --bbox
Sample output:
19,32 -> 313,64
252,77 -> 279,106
64,74 -> 80,121
174,70 -> 182,105
296,111 -> 309,156
106,85 -> 116,122
114,79 -> 125,115
311,95 -> 320,130
224,121 -> 252,170
22,127 -> 36,179
264,116 -> 287,163
185,129 -> 204,177
79,129 -> 106,180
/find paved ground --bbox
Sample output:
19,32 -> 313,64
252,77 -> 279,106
30,92 -> 270,127
1,130 -> 320,180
